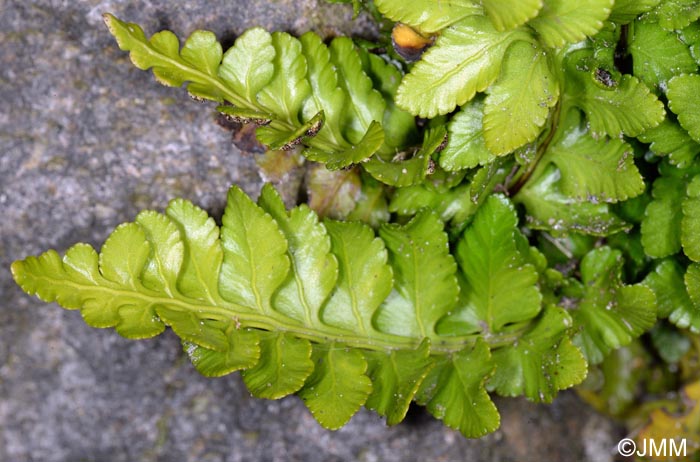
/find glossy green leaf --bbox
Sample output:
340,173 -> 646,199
299,347 -> 373,429
13,182 -> 589,438
543,114 -> 644,203
648,0 -> 700,30
482,0 -> 543,31
609,0 -> 662,23
242,333 -> 314,399
365,340 -> 434,425
396,16 -> 527,118
165,198 -> 224,304
686,264 -> 700,311
641,169 -> 700,261
683,175 -> 700,261
516,165 -> 631,236
483,41 -> 558,155
219,185 -> 289,313
219,28 -> 275,106
417,341 -> 499,438
185,328 -> 261,377
529,0 -> 613,48
105,14 -> 235,103
489,306 -> 587,402
299,32 -> 349,149
376,211 -> 459,338
374,0 -> 482,33
329,37 -> 385,145
668,74 -> 700,143
256,32 -> 311,125
569,247 -> 657,364
105,15 -> 406,178
643,259 -> 700,332
641,175 -> 685,258
438,195 -> 541,333
305,120 -> 385,169
650,323 -> 691,364
98,224 -> 166,339
363,124 -> 445,187
638,115 -> 700,168
321,220 -> 393,335
359,48 -> 419,151
389,183 -> 476,226
630,20 -> 697,91
573,73 -> 664,138
439,97 -> 493,170
258,185 -> 338,327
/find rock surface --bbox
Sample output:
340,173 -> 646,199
1,1 -> 626,461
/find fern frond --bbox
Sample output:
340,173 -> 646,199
13,184 -> 590,437
104,14 -> 417,180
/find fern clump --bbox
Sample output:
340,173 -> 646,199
12,0 -> 700,447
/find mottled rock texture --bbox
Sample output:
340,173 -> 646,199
1,1 -> 624,461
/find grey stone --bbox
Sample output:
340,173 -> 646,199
0,1 -> 625,461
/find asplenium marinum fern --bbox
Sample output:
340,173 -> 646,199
11,0 -> 700,441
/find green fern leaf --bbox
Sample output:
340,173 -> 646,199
219,186 -> 289,313
682,175 -> 700,261
106,16 -> 393,175
641,175 -> 686,258
629,19 -> 698,91
668,74 -> 700,143
258,185 -> 339,326
373,0 -> 482,33
686,264 -> 700,316
438,195 -> 542,333
396,16 -> 528,118
185,328 -> 261,377
541,111 -> 644,203
439,97 -> 493,170
417,340 -> 499,438
365,340 -> 434,425
242,333 -> 314,399
488,306 -> 587,402
641,168 -> 700,261
305,120 -> 385,169
359,51 -> 419,151
298,32 -> 348,149
609,0 -> 662,23
320,220 -> 393,335
219,27 -> 275,105
638,115 -> 700,168
529,0 -> 614,48
483,40 -> 559,155
644,259 -> 700,332
568,247 -> 656,365
363,124 -> 445,187
648,0 -> 700,30
299,346 -> 373,429
375,211 -> 459,338
256,32 -> 311,125
482,0 -> 543,31
516,167 -> 631,236
329,38 -> 385,145
571,72 -> 664,138
12,184 -> 588,438
389,183 -> 476,227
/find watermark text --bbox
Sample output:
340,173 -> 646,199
617,438 -> 686,458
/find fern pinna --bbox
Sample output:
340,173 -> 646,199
12,0 -> 700,441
